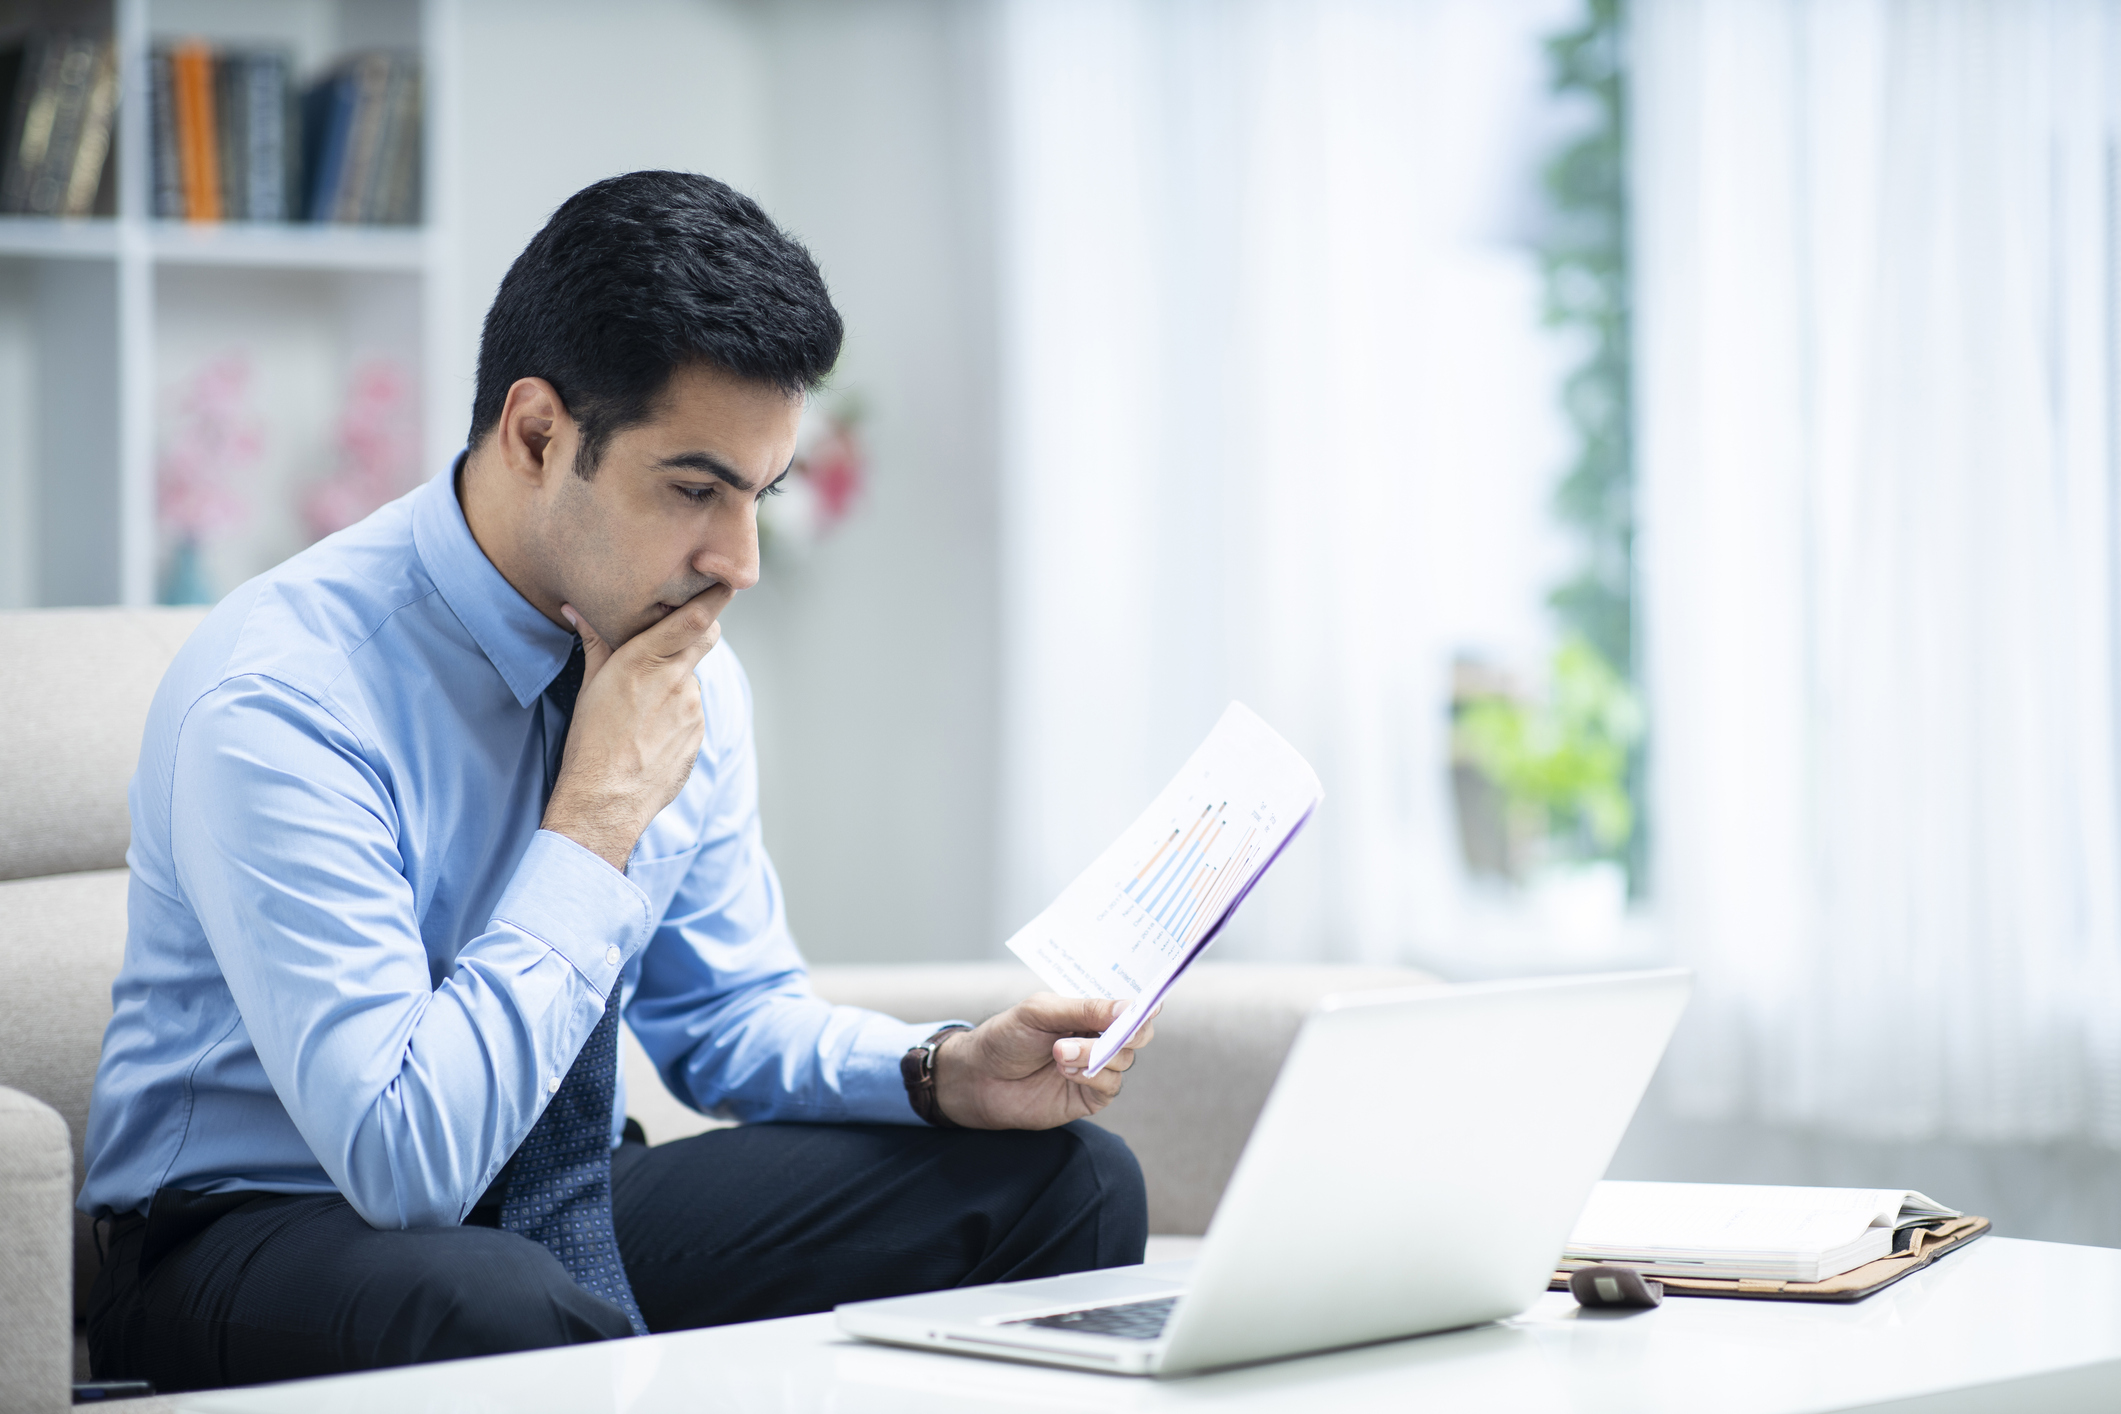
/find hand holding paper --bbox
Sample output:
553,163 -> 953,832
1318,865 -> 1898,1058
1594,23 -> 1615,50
1004,703 -> 1324,1075
931,993 -> 1160,1128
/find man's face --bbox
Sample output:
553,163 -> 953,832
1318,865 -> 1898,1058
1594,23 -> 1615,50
534,363 -> 802,648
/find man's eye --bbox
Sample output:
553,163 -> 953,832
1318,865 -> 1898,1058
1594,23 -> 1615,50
678,484 -> 716,504
759,477 -> 788,499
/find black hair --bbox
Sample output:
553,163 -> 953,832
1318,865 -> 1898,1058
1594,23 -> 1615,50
468,170 -> 843,475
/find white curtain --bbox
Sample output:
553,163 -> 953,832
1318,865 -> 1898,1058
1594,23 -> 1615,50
995,0 -> 1579,962
1636,0 -> 2121,1144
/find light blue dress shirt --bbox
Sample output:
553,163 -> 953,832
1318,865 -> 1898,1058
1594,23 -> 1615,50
80,468 -> 940,1229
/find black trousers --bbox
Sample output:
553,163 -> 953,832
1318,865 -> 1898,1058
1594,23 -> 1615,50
88,1120 -> 1146,1392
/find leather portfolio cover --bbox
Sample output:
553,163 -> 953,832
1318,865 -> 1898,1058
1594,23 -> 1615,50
1547,1215 -> 1991,1303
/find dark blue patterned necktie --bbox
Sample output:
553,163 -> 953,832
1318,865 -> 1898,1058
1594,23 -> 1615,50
496,639 -> 648,1335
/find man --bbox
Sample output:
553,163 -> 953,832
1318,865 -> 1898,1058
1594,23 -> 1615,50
80,171 -> 1151,1392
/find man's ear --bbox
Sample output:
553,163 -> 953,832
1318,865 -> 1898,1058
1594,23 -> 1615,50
495,377 -> 576,487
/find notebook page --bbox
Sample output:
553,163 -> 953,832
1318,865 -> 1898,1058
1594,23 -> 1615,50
1005,702 -> 1323,1075
1566,1181 -> 1963,1280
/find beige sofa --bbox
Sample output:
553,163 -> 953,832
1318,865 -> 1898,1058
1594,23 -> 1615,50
0,607 -> 1431,1410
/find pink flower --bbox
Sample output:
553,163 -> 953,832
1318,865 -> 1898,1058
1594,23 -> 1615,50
756,398 -> 871,557
303,360 -> 421,540
157,354 -> 264,539
802,424 -> 866,530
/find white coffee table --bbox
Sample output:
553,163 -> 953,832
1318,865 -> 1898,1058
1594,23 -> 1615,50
160,1236 -> 2121,1413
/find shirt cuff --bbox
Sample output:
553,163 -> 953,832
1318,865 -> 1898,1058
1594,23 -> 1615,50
839,1013 -> 974,1125
491,829 -> 656,994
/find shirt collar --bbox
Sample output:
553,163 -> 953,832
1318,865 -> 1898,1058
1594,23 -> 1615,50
411,456 -> 578,709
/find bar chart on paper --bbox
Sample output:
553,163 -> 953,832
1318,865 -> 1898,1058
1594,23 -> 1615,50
1006,703 -> 1324,1071
1108,800 -> 1272,973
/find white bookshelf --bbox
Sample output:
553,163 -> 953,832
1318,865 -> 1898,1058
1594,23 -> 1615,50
0,216 -> 120,258
0,0 -> 458,608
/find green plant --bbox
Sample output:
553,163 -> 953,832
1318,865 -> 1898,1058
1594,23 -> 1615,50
1454,639 -> 1643,862
1540,0 -> 1642,884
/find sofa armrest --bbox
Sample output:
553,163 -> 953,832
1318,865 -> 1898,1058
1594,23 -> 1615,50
810,961 -> 1438,1235
0,1087 -> 72,1414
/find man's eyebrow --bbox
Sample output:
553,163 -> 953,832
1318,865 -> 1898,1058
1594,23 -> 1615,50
656,451 -> 758,493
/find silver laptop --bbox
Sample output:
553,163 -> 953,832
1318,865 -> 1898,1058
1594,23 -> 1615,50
837,968 -> 1690,1376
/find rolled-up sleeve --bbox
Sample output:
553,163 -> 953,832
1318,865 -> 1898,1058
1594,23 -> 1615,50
624,658 -> 950,1125
172,674 -> 653,1229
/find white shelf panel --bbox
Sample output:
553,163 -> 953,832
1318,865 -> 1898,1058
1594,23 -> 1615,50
0,219 -> 122,261
149,222 -> 431,273
0,218 -> 433,273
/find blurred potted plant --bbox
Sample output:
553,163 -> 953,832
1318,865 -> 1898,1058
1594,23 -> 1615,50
1451,638 -> 1643,942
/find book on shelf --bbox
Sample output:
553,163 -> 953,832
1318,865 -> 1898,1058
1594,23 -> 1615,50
149,47 -> 181,218
0,33 -> 118,218
301,50 -> 420,225
151,40 -> 419,226
1562,1181 -> 1965,1284
365,54 -> 421,225
168,40 -> 220,221
242,52 -> 290,222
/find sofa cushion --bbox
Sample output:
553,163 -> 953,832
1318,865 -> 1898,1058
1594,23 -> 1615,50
810,960 -> 1438,1235
0,608 -> 207,882
0,870 -> 129,1325
0,1089 -> 72,1413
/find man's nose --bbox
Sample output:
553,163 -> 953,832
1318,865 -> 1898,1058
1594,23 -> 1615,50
697,520 -> 761,593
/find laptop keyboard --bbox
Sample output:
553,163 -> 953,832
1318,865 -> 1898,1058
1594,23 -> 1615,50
1008,1295 -> 1177,1341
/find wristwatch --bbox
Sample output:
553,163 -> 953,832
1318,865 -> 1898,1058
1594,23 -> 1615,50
901,1024 -> 973,1127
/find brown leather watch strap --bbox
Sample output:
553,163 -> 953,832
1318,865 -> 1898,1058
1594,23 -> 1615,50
901,1025 -> 972,1127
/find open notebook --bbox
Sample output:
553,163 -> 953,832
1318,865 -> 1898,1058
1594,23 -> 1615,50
1005,702 -> 1323,1076
1563,1181 -> 1964,1284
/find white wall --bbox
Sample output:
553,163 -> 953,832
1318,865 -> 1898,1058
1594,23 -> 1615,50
723,0 -> 1003,963
448,0 -> 771,447
449,0 -> 1002,963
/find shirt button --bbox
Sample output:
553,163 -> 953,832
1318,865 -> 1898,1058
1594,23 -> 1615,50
605,946 -> 621,968
547,1076 -> 561,1094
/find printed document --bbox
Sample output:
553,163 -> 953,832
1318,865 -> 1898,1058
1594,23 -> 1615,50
1006,702 -> 1323,1075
